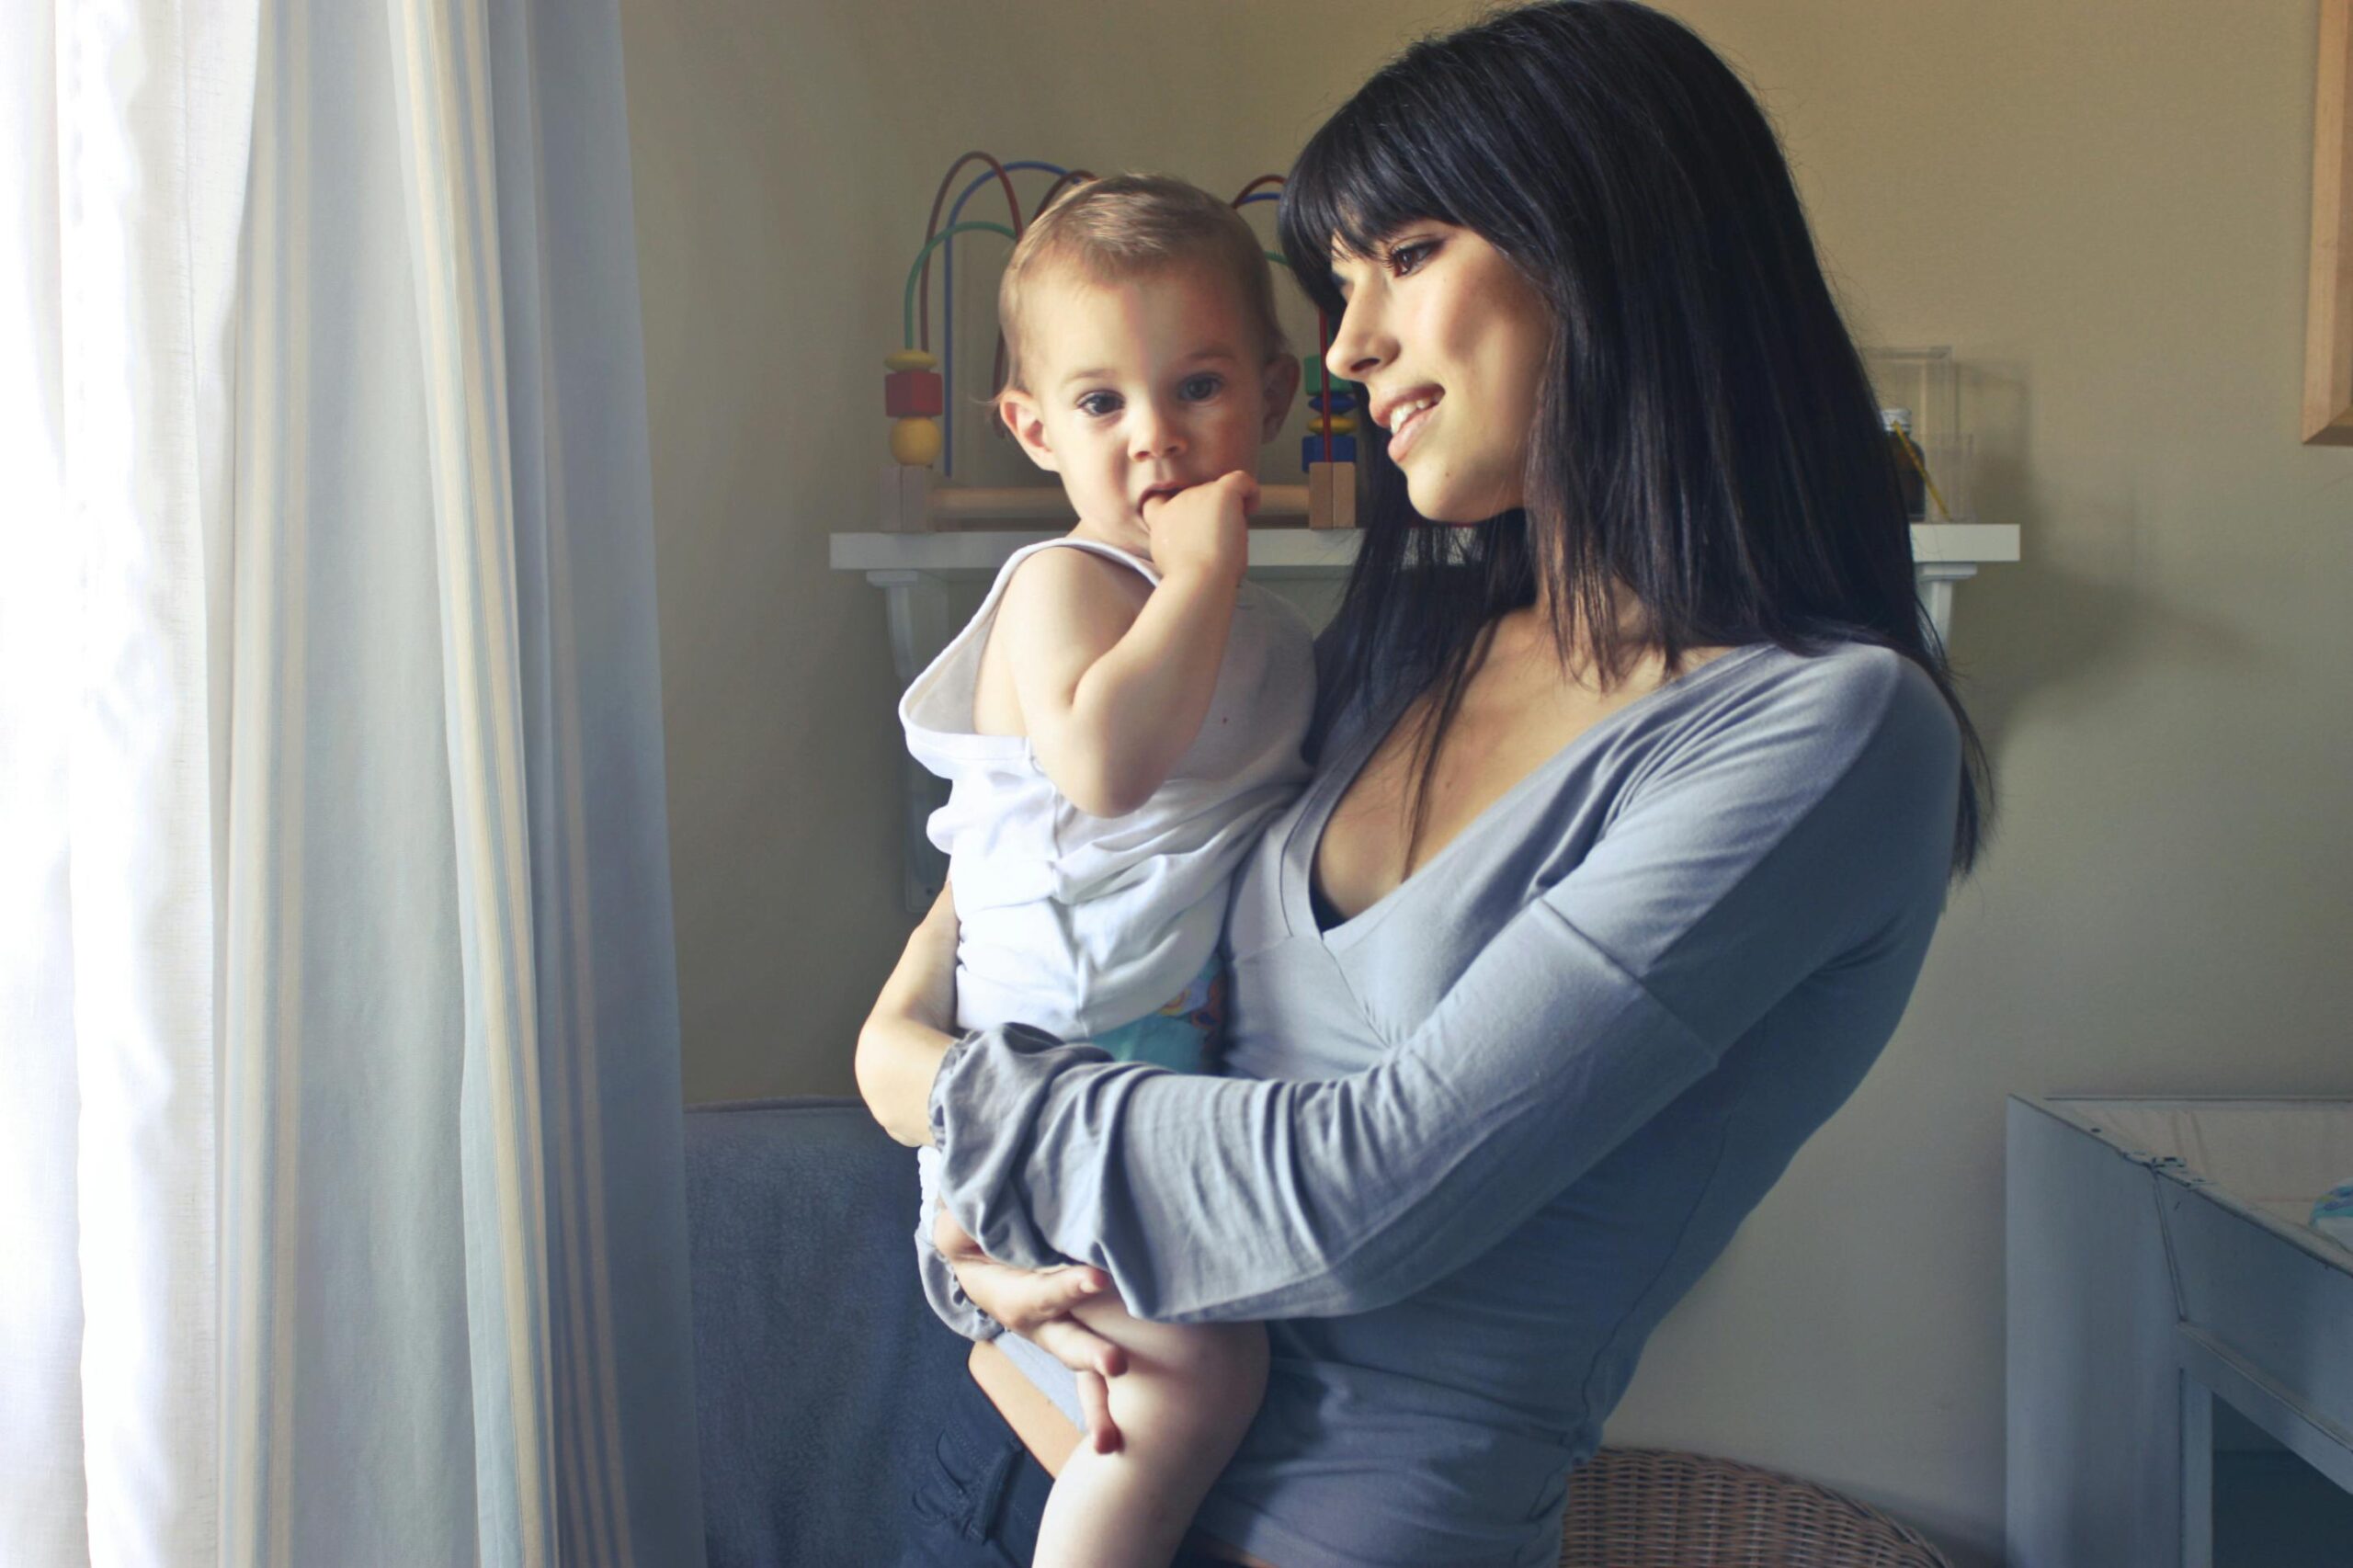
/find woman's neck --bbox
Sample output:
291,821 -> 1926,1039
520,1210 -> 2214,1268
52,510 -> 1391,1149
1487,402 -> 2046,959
1508,578 -> 1652,691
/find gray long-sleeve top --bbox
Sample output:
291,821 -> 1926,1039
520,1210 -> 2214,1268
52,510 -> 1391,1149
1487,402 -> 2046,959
927,639 -> 1962,1568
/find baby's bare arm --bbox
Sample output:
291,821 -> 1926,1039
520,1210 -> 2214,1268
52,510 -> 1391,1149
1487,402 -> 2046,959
995,538 -> 1243,819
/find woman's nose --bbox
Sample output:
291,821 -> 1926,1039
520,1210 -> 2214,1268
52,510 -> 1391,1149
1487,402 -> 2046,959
1324,299 -> 1388,384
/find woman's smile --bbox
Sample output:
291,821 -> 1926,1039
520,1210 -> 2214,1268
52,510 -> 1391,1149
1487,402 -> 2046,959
1381,390 -> 1442,464
1324,224 -> 1552,523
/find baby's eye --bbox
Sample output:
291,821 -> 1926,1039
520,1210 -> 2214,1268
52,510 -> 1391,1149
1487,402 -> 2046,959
1179,374 -> 1224,403
1075,392 -> 1121,418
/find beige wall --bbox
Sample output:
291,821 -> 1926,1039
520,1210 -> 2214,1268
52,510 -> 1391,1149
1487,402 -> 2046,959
620,1 -> 2353,1560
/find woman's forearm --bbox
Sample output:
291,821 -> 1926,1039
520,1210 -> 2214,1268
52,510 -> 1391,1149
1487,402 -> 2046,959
856,881 -> 961,1147
857,1007 -> 952,1147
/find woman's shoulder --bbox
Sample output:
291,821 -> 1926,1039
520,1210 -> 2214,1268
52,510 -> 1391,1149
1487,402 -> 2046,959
1633,639 -> 1959,826
1705,637 -> 1952,741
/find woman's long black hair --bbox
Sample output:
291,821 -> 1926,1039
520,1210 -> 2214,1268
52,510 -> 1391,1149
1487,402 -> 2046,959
1279,0 -> 1992,881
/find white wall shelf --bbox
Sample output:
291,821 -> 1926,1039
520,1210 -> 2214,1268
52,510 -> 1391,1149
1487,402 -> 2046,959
835,522 -> 2019,908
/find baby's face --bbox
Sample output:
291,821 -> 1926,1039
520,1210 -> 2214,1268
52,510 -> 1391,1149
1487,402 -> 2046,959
1000,265 -> 1289,536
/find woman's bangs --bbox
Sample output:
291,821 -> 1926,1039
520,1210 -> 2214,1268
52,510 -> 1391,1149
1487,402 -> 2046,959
1278,87 -> 1460,319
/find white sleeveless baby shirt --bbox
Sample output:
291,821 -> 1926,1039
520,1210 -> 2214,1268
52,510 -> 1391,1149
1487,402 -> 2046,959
898,535 -> 1315,1040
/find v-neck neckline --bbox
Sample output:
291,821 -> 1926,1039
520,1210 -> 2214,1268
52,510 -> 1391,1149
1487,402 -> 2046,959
1286,642 -> 1773,947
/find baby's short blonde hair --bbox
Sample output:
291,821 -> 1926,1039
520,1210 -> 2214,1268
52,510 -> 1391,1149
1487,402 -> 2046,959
997,173 -> 1290,395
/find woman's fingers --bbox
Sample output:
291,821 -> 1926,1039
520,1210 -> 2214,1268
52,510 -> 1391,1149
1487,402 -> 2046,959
934,1214 -> 1100,1332
934,1204 -> 980,1259
966,1262 -> 1127,1375
1074,1369 -> 1121,1454
1019,1307 -> 1129,1381
933,1206 -> 1134,1404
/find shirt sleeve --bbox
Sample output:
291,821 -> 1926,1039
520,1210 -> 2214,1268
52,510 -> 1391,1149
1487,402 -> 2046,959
926,647 -> 1962,1324
915,1148 -> 1003,1343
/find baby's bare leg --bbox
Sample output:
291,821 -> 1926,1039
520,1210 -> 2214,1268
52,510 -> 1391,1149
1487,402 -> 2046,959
1029,1295 -> 1267,1568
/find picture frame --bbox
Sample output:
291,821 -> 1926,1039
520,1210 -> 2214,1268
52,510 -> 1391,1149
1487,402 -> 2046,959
2305,0 -> 2353,443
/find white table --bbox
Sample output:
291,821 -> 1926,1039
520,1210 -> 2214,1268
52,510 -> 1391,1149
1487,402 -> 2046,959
2007,1096 -> 2353,1567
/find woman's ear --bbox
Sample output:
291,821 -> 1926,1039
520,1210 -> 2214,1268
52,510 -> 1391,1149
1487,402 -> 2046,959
997,391 -> 1061,473
1258,353 -> 1303,442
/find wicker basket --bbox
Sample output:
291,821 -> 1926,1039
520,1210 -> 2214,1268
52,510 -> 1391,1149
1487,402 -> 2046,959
1557,1447 -> 1952,1567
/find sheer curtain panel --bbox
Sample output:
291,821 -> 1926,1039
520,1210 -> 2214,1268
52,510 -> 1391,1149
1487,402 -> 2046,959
0,2 -> 705,1563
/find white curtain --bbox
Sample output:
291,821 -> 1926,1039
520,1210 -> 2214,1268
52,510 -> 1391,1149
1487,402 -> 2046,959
0,1 -> 706,1563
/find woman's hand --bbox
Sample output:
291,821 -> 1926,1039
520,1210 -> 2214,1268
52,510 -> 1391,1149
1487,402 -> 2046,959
885,891 -> 1127,1452
854,881 -> 961,1147
933,1204 -> 1131,1453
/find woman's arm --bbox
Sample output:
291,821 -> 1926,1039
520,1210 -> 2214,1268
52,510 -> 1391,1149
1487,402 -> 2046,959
855,881 -> 960,1147
929,650 -> 1962,1323
856,880 -> 1138,1449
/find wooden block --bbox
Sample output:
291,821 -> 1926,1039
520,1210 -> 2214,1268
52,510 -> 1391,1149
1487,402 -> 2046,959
884,369 -> 944,417
1327,460 -> 1356,529
1307,461 -> 1357,530
880,461 -> 937,532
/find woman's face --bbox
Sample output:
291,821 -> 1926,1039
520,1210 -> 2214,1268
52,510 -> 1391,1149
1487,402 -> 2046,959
1324,222 -> 1553,525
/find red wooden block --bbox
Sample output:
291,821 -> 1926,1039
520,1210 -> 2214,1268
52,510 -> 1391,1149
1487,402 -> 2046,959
885,369 -> 944,417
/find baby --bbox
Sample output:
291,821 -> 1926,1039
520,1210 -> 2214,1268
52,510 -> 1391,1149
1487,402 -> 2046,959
892,174 -> 1315,1567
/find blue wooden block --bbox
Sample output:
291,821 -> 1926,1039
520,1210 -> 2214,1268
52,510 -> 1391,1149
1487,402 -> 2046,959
1301,433 -> 1358,470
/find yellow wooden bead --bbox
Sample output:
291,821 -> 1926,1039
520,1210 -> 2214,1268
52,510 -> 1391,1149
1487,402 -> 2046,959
891,416 -> 943,466
1313,415 -> 1359,437
885,349 -> 939,372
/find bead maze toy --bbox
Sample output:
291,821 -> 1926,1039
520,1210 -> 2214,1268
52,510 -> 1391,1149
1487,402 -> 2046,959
881,153 -> 1359,534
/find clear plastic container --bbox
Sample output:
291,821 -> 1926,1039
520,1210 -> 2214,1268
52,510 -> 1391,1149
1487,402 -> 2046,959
1864,347 -> 1974,523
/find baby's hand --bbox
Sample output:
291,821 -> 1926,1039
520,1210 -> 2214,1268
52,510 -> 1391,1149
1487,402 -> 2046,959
1142,472 -> 1256,585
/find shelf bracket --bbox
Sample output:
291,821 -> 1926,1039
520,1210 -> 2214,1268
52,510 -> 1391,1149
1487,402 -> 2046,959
870,568 -> 953,911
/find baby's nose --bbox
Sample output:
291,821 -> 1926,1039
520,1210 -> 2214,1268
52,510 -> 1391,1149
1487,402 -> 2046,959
1131,407 -> 1187,460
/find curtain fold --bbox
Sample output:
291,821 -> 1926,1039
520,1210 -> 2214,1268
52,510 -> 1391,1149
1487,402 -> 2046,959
5,1 -> 703,1562
5,3 -> 255,1562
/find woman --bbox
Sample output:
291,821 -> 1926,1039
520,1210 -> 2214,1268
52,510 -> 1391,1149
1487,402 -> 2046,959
859,3 -> 1994,1563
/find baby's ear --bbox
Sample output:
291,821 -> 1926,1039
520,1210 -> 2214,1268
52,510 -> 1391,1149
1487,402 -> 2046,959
1259,353 -> 1303,442
997,391 -> 1060,473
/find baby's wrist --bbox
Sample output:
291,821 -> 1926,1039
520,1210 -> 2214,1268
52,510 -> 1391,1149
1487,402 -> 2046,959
1158,552 -> 1245,595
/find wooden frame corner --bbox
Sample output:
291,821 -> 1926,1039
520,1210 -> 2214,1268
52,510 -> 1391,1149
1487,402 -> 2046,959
2305,0 -> 2353,444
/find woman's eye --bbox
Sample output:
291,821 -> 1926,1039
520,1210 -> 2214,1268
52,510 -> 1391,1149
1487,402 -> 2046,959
1386,240 -> 1437,277
1179,374 -> 1223,402
1075,392 -> 1120,417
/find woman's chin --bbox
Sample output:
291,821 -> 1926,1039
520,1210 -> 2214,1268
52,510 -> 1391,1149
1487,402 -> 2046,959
1403,474 -> 1464,525
1404,472 -> 1518,528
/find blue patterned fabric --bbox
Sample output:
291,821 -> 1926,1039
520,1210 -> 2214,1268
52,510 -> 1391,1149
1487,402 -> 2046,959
1093,954 -> 1227,1074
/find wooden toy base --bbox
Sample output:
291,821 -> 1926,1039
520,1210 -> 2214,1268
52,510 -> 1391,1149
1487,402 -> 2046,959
1307,461 -> 1354,530
879,463 -> 1358,533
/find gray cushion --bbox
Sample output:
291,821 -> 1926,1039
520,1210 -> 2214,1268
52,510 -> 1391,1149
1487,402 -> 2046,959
686,1097 -> 972,1567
